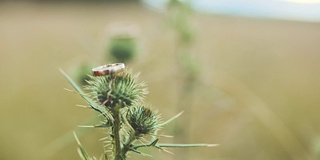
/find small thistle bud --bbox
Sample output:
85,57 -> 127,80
126,105 -> 161,137
85,70 -> 147,109
109,36 -> 137,63
107,22 -> 140,63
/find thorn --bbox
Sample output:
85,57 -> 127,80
207,144 -> 220,147
99,137 -> 109,141
150,138 -> 159,146
158,134 -> 174,138
78,125 -> 95,128
73,131 -> 81,145
156,147 -> 174,155
64,88 -> 76,93
76,104 -> 91,108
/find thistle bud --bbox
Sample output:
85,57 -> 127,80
126,105 -> 161,137
107,22 -> 140,63
85,70 -> 147,109
109,36 -> 137,63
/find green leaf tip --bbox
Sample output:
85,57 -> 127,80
73,132 -> 91,160
155,111 -> 184,128
60,69 -> 112,120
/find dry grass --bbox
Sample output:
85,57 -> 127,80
1,2 -> 320,160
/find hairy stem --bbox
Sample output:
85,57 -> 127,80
112,107 -> 123,160
121,131 -> 136,156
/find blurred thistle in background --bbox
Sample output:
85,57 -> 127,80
165,0 -> 200,160
74,63 -> 94,85
106,22 -> 140,64
73,22 -> 140,86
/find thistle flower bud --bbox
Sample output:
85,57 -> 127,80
85,71 -> 147,109
107,22 -> 140,63
108,36 -> 137,63
126,105 -> 161,137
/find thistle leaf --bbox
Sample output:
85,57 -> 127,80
155,143 -> 219,148
132,138 -> 218,150
60,69 -> 111,119
73,132 -> 92,160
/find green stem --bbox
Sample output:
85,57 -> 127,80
119,112 -> 137,157
121,131 -> 136,156
112,107 -> 122,160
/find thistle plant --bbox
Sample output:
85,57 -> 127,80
61,63 -> 217,160
166,2 -> 200,159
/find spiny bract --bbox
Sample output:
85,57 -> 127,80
85,71 -> 147,108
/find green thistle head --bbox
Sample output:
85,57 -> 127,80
85,71 -> 147,109
108,36 -> 137,63
126,105 -> 161,137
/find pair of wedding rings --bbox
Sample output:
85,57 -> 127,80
92,63 -> 125,76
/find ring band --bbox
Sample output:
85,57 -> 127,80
92,63 -> 125,76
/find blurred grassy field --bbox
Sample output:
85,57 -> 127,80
1,1 -> 320,160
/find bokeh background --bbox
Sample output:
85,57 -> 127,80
1,0 -> 320,159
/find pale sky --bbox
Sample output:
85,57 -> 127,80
142,0 -> 320,22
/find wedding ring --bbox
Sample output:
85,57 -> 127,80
92,63 -> 125,76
